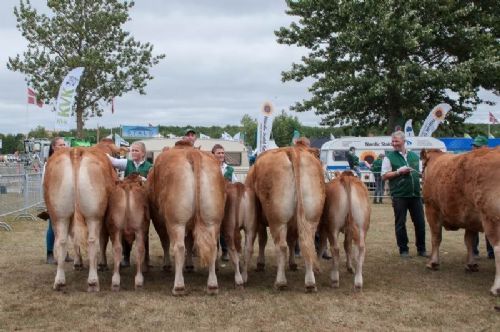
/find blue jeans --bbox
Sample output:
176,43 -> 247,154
46,219 -> 54,253
374,174 -> 384,201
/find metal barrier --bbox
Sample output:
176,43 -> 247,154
325,170 -> 391,198
0,164 -> 44,231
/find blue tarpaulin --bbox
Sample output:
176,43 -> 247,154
438,137 -> 500,153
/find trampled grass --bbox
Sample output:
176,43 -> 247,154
0,203 -> 499,331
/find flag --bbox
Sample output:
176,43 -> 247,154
199,133 -> 211,139
464,133 -> 471,138
488,133 -> 495,139
418,103 -> 451,137
111,97 -> 115,114
221,131 -> 232,140
55,67 -> 85,131
255,101 -> 275,154
27,87 -> 43,108
489,112 -> 498,124
404,119 -> 415,137
233,132 -> 241,141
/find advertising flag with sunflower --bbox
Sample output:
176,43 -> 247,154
418,103 -> 451,137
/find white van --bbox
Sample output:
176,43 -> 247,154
138,138 -> 250,181
320,136 -> 447,183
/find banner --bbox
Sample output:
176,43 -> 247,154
404,119 -> 415,137
489,111 -> 499,124
121,125 -> 159,138
114,133 -> 129,147
54,67 -> 85,131
418,103 -> 451,137
27,87 -> 43,108
255,101 -> 274,154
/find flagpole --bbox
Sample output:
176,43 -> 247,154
488,123 -> 491,138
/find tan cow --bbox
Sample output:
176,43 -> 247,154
221,182 -> 257,286
100,173 -> 150,291
246,141 -> 325,291
44,140 -> 120,292
149,141 -> 226,295
421,148 -> 500,295
319,171 -> 371,289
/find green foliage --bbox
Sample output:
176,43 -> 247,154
0,133 -> 25,154
277,0 -> 499,134
240,114 -> 258,149
7,0 -> 165,138
272,110 -> 301,147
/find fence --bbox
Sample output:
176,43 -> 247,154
325,169 -> 392,199
0,164 -> 44,231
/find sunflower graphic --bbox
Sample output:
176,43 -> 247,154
360,150 -> 377,165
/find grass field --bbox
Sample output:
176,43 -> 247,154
1,203 -> 499,331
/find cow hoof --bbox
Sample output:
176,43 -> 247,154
354,284 -> 363,292
274,282 -> 287,291
235,283 -> 244,290
163,265 -> 172,272
111,284 -> 120,292
426,262 -> 440,270
490,287 -> 499,296
87,283 -> 100,292
73,263 -> 84,271
207,285 -> 219,295
53,282 -> 66,291
255,263 -> 265,272
331,280 -> 339,288
184,265 -> 194,273
97,264 -> 108,272
465,264 -> 479,272
305,284 -> 317,293
289,263 -> 298,271
135,284 -> 143,291
346,266 -> 354,274
172,286 -> 186,296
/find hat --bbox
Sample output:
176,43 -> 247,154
184,128 -> 196,135
349,146 -> 355,151
472,135 -> 488,147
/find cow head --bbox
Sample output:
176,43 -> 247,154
420,149 -> 443,174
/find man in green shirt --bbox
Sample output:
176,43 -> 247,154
382,131 -> 426,258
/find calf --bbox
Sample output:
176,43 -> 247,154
104,173 -> 150,291
319,171 -> 371,289
221,182 -> 257,286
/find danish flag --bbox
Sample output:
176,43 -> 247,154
27,87 -> 43,108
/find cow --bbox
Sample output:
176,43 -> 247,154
43,139 -> 120,292
421,148 -> 500,295
99,173 -> 150,291
319,171 -> 371,289
221,181 -> 257,287
149,141 -> 226,295
245,140 -> 325,292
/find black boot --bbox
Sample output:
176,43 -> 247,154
46,252 -> 56,265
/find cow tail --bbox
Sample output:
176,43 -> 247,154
71,148 -> 88,250
340,176 -> 353,253
288,148 -> 318,269
191,151 -> 216,267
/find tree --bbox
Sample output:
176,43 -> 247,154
277,0 -> 499,134
0,133 -> 25,154
272,110 -> 301,147
240,114 -> 258,149
27,125 -> 48,139
8,0 -> 165,138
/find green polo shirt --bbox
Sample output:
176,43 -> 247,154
125,159 -> 152,177
386,151 -> 421,198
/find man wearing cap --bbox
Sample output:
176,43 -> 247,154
346,146 -> 361,177
382,131 -> 426,258
471,135 -> 495,259
184,128 -> 197,145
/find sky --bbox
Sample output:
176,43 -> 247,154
0,0 -> 498,135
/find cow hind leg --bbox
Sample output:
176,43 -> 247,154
98,227 -> 108,271
86,218 -> 100,292
255,225 -> 267,272
135,233 -> 145,290
184,232 -> 195,273
270,224 -> 288,290
111,233 -> 122,291
171,226 -> 187,296
242,227 -> 256,284
53,218 -> 70,291
161,236 -> 171,272
483,221 -> 500,295
464,230 -> 479,272
330,230 -> 341,288
353,232 -> 366,290
287,234 -> 298,271
344,231 -> 354,274
73,244 -> 83,271
206,231 -> 219,295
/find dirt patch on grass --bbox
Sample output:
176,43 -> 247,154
1,204 -> 499,331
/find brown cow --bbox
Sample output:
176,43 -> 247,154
319,171 -> 371,289
421,148 -> 500,295
149,142 -> 226,295
221,182 -> 257,286
101,173 -> 150,291
44,140 -> 120,291
246,141 -> 325,291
